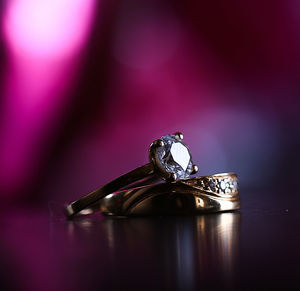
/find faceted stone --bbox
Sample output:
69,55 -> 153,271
154,135 -> 193,179
219,180 -> 226,191
209,180 -> 216,191
233,180 -> 238,189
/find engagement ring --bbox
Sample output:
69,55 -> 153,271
65,132 -> 198,218
83,173 -> 240,216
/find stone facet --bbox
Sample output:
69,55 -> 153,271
209,180 -> 216,191
154,135 -> 193,179
220,180 -> 226,191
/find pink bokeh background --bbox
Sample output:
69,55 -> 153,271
0,0 -> 299,208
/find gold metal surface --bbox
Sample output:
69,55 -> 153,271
65,132 -> 199,218
65,163 -> 156,218
99,173 -> 239,216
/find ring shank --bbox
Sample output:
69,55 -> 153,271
100,174 -> 240,216
65,163 -> 155,218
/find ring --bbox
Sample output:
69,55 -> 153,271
101,173 -> 239,216
79,173 -> 240,216
65,132 -> 199,218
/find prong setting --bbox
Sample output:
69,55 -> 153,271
174,132 -> 184,140
153,139 -> 164,147
191,165 -> 198,175
167,172 -> 177,182
149,134 -> 194,181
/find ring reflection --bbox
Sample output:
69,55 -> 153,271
69,212 -> 240,290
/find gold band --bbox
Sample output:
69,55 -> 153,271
96,173 -> 239,216
65,163 -> 158,217
65,132 -> 201,218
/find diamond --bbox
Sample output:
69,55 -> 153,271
153,134 -> 193,179
209,180 -> 216,191
220,180 -> 226,191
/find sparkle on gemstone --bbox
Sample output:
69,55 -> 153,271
154,134 -> 193,179
170,142 -> 190,171
220,180 -> 226,190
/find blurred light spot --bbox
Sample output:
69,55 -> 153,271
3,0 -> 95,57
0,0 -> 96,197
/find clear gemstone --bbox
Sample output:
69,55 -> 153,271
209,180 -> 216,191
233,180 -> 238,190
220,180 -> 226,190
155,135 -> 193,179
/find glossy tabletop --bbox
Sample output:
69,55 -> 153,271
1,190 -> 299,291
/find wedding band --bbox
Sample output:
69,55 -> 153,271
65,132 -> 198,218
82,173 -> 240,216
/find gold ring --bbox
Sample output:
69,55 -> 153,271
81,173 -> 240,216
65,132 -> 199,218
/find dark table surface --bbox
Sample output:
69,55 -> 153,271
1,189 -> 299,291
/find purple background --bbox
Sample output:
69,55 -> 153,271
1,1 -> 300,291
1,0 -> 299,207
